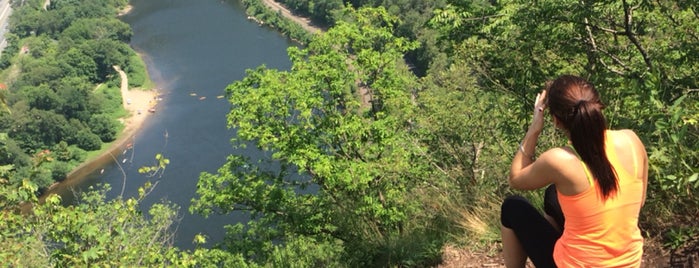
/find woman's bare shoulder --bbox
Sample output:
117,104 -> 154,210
609,128 -> 639,137
537,146 -> 587,188
610,129 -> 646,149
538,147 -> 579,169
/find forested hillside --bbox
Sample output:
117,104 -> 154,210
0,0 -> 148,191
0,0 -> 696,266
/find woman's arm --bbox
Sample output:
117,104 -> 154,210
508,90 -> 555,190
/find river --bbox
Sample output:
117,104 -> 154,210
51,0 -> 294,250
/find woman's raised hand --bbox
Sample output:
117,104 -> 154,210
529,90 -> 547,134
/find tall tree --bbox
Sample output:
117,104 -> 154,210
192,7 -> 445,266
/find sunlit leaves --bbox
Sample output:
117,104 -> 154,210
138,153 -> 170,178
193,6 -> 442,266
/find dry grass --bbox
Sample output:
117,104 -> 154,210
453,199 -> 500,249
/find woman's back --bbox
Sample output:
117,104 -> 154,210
552,130 -> 647,267
501,75 -> 649,267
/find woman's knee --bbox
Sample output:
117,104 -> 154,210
501,195 -> 532,228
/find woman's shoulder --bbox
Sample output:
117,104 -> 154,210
608,128 -> 640,138
541,146 -> 576,158
538,146 -> 589,190
608,129 -> 645,148
538,146 -> 579,169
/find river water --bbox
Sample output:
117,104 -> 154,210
53,0 -> 294,250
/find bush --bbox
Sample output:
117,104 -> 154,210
69,146 -> 87,163
50,161 -> 72,182
75,130 -> 102,151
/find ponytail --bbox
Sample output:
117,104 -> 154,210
568,101 -> 618,199
547,75 -> 618,199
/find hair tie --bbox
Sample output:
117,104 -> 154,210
572,100 -> 586,116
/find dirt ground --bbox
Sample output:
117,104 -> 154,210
437,237 -> 676,268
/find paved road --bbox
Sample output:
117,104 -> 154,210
0,0 -> 12,54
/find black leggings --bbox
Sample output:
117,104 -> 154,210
501,185 -> 564,268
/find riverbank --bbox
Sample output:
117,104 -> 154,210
42,66 -> 157,197
118,4 -> 133,16
259,0 -> 321,34
30,0 -> 149,197
242,0 -> 322,45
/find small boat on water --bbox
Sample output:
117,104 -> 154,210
148,108 -> 156,113
199,96 -> 206,100
189,93 -> 197,96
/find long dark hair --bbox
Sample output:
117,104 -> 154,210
547,75 -> 618,199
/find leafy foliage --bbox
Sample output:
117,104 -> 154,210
192,7 -> 449,266
0,152 -> 240,267
88,114 -> 118,142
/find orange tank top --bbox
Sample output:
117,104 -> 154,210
553,132 -> 644,267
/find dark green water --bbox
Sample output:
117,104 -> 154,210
54,0 -> 294,250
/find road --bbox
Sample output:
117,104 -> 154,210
260,0 -> 321,34
0,0 -> 12,54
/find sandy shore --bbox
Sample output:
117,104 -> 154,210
114,65 -> 156,135
117,4 -> 133,17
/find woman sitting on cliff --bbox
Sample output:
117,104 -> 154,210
500,75 -> 648,267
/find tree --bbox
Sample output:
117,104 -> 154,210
0,133 -> 30,167
60,18 -> 133,43
5,105 -> 71,151
75,129 -> 101,151
22,84 -> 60,111
51,141 -> 72,162
0,86 -> 10,114
79,39 -> 132,81
9,7 -> 42,37
57,47 -> 99,82
88,114 -> 118,142
56,76 -> 95,121
16,57 -> 66,87
192,7 -> 446,266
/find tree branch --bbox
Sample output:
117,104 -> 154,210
622,0 -> 653,71
595,46 -> 634,75
470,141 -> 484,184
